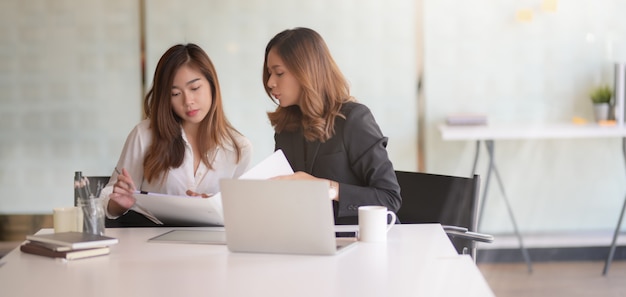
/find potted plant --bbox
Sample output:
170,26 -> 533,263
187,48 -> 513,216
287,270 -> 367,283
590,85 -> 612,122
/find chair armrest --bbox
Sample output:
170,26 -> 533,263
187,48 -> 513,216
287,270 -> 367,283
442,225 -> 468,233
446,229 -> 494,243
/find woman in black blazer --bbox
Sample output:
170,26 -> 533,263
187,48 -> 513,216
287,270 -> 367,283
262,27 -> 401,225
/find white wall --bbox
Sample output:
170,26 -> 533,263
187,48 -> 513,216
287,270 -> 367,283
0,0 -> 417,213
423,0 -> 626,233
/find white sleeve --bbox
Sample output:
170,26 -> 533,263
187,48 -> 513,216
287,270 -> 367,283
100,120 -> 152,218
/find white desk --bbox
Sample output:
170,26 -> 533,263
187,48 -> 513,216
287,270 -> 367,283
0,225 -> 494,297
440,123 -> 626,140
439,123 -> 626,275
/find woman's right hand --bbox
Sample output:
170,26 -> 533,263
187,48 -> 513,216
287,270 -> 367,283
108,168 -> 137,216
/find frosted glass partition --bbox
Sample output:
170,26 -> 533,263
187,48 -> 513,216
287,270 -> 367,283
0,0 -> 141,213
423,0 -> 626,233
0,0 -> 417,213
144,0 -> 418,170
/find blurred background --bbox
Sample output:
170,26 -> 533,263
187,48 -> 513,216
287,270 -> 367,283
1,0 -> 626,294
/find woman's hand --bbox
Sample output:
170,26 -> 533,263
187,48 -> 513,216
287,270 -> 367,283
186,190 -> 214,198
108,168 -> 137,216
272,171 -> 339,201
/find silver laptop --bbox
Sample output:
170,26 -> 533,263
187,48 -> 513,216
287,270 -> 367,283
220,179 -> 357,255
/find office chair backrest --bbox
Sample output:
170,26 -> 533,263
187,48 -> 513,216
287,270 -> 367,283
395,171 -> 480,255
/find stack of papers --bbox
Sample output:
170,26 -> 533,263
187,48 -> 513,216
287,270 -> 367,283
131,149 -> 294,226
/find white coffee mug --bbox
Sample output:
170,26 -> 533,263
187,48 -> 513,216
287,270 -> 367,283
53,206 -> 81,233
358,206 -> 397,243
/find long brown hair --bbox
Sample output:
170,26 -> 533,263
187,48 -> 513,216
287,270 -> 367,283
263,27 -> 355,142
143,43 -> 243,183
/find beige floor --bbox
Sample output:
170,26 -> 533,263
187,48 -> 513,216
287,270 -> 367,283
478,261 -> 626,297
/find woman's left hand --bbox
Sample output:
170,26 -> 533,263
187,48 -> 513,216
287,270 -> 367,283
272,171 -> 339,201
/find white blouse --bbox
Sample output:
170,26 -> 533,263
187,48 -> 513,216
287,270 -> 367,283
101,119 -> 252,218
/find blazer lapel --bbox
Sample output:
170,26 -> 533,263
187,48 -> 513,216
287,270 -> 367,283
289,133 -> 306,171
305,140 -> 321,173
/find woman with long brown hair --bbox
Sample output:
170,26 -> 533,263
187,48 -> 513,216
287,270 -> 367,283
264,28 -> 401,224
103,43 -> 252,222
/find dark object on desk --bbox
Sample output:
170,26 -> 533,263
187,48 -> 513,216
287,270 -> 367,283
394,171 -> 493,260
335,231 -> 357,238
20,241 -> 110,260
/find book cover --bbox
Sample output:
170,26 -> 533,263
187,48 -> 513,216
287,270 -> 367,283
26,240 -> 75,252
26,232 -> 119,249
20,242 -> 110,260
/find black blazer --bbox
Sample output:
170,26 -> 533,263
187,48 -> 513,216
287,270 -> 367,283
275,102 -> 402,225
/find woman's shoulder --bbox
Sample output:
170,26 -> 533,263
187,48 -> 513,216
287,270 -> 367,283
338,101 -> 383,135
234,132 -> 252,149
135,119 -> 151,130
340,101 -> 372,118
126,119 -> 152,138
223,130 -> 252,152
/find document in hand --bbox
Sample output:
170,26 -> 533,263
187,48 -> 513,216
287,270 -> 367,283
131,149 -> 294,226
133,192 -> 224,226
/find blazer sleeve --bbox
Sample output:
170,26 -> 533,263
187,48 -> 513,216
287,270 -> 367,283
336,104 -> 402,218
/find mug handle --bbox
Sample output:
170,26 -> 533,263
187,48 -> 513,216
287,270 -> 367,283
386,211 -> 397,232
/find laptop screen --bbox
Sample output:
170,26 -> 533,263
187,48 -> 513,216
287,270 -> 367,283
220,179 -> 352,255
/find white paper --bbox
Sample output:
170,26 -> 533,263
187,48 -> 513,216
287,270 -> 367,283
133,193 -> 223,226
130,203 -> 163,225
132,150 -> 294,226
239,149 -> 294,179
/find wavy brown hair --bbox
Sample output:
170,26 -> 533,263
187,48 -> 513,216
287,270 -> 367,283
263,27 -> 355,142
143,43 -> 244,183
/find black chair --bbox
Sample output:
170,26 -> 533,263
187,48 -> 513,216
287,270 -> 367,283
76,176 -> 164,228
395,171 -> 493,260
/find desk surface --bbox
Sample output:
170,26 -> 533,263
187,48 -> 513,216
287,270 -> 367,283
440,123 -> 626,141
0,224 -> 493,297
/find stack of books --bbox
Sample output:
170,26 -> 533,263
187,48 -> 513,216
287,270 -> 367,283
20,232 -> 119,260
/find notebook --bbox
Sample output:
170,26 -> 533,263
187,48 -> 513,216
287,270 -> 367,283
20,242 -> 110,260
26,232 -> 119,249
219,179 -> 357,255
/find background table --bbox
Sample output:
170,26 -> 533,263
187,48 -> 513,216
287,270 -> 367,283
439,123 -> 626,275
0,225 -> 494,297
